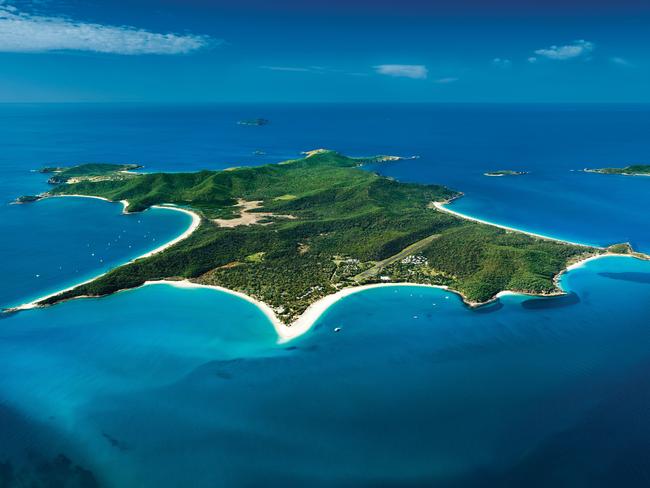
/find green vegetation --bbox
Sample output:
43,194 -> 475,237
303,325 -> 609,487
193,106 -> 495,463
14,195 -> 42,204
414,226 -> 583,300
36,151 -> 624,323
39,167 -> 64,173
607,243 -> 631,254
246,252 -> 266,263
484,170 -> 528,177
274,194 -> 297,201
586,164 -> 650,176
357,155 -> 419,164
43,163 -> 142,184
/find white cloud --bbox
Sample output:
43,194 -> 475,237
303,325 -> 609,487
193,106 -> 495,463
374,64 -> 428,79
0,2 -> 211,54
492,57 -> 512,67
261,65 -> 349,74
610,56 -> 632,67
533,40 -> 594,61
527,56 -> 538,63
434,77 -> 458,84
261,66 -> 313,72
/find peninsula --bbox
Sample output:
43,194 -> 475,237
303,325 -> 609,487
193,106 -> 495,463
12,151 -> 642,327
41,163 -> 142,185
584,164 -> 650,176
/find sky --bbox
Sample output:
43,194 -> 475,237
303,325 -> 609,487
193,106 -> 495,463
1,0 -> 649,103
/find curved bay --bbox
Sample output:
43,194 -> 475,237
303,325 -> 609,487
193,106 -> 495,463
0,197 -> 192,309
1,257 -> 649,486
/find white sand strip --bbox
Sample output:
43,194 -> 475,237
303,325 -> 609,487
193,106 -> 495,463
432,201 -> 599,248
139,205 -> 200,259
143,251 -> 645,343
563,253 -> 634,272
143,280 -> 285,337
7,197 -> 201,311
141,281 -> 453,343
287,283 -> 451,341
9,196 -> 646,347
48,195 -> 130,214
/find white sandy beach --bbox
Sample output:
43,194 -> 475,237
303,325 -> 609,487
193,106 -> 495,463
8,196 -> 201,311
42,250 -> 641,345
562,252 -> 640,274
431,201 -> 599,248
287,283 -> 452,341
140,204 -> 200,258
144,280 -> 454,343
49,193 -> 125,207
143,280 -> 287,337
8,195 -> 646,345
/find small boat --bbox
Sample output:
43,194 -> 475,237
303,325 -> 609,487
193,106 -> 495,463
334,327 -> 342,333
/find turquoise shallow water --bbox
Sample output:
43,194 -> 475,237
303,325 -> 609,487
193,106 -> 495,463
0,284 -> 279,485
2,258 -> 650,487
1,104 -> 650,486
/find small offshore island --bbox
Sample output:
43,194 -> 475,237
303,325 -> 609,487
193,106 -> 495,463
484,170 -> 529,177
584,164 -> 650,176
10,150 -> 646,331
237,118 -> 269,126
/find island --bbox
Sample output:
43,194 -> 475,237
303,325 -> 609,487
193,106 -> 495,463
10,151 -> 644,328
302,150 -> 418,165
13,194 -> 44,204
584,164 -> 650,176
484,170 -> 529,177
237,118 -> 269,126
360,155 -> 420,163
41,163 -> 142,185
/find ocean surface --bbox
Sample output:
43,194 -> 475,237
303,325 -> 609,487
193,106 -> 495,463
0,197 -> 192,309
1,104 -> 649,487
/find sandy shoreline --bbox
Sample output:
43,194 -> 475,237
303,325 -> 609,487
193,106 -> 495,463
6,195 -> 647,345
556,252 -> 639,280
48,194 -> 128,211
140,280 -> 455,343
140,204 -> 201,259
9,250 -> 636,344
288,283 -> 452,339
160,254 -> 636,343
143,280 -> 288,339
7,196 -> 201,312
431,201 -> 599,249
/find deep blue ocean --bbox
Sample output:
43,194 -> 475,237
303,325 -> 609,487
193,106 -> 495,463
1,104 -> 649,487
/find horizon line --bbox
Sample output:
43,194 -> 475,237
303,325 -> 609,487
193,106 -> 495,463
1,101 -> 650,105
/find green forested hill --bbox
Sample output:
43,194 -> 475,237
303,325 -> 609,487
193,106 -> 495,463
37,151 -> 621,323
